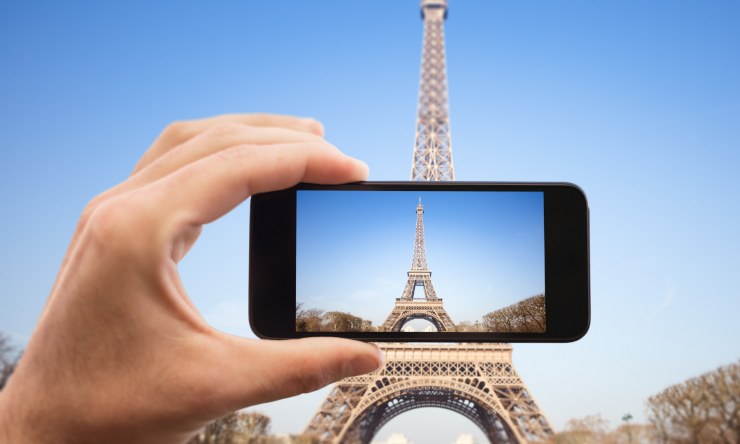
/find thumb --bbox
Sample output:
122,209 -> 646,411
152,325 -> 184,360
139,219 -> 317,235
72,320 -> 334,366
214,336 -> 384,408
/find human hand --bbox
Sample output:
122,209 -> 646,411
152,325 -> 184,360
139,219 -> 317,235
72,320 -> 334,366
0,114 -> 383,444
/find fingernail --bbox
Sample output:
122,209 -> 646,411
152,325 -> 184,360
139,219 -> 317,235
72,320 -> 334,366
350,343 -> 384,375
371,343 -> 385,367
355,160 -> 370,179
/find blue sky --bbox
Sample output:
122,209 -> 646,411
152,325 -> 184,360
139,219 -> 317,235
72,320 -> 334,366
1,1 -> 739,442
297,190 -> 544,328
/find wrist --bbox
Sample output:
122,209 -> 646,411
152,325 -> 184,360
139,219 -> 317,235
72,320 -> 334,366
0,373 -> 61,444
0,389 -> 35,444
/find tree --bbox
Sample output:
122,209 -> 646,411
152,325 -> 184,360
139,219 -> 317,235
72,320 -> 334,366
646,360 -> 740,444
296,305 -> 374,332
555,414 -> 656,444
452,321 -> 483,332
556,414 -> 610,444
481,294 -> 545,333
296,304 -> 324,332
323,311 -> 367,332
0,332 -> 21,391
187,411 -> 271,444
252,435 -> 319,444
610,423 -> 658,443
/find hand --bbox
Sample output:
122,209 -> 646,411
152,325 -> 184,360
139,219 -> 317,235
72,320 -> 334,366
0,114 -> 383,444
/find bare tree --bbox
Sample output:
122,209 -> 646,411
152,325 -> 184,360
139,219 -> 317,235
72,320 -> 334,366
646,360 -> 740,444
324,311 -> 367,332
452,320 -> 483,332
296,304 -> 324,332
481,294 -> 546,333
296,305 -> 374,332
253,435 -> 319,444
556,414 -> 610,444
187,411 -> 270,444
609,423 -> 658,443
0,332 -> 21,391
555,414 -> 656,444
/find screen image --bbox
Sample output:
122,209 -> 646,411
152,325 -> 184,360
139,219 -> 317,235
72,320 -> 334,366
296,190 -> 545,333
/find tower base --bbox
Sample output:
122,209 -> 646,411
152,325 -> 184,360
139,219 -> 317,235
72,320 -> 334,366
304,343 -> 554,444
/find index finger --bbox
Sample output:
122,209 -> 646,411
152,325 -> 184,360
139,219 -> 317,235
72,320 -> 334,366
134,113 -> 324,174
136,141 -> 368,228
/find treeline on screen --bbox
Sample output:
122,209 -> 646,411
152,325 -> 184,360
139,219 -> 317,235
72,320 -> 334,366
296,294 -> 545,333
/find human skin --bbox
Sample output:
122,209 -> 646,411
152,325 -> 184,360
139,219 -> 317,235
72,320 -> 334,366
0,114 -> 383,443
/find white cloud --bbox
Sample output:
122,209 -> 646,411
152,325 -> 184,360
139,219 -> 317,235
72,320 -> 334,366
647,286 -> 677,321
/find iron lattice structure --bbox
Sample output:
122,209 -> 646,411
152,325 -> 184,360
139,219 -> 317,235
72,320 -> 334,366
411,0 -> 455,181
303,344 -> 554,443
305,1 -> 554,442
381,199 -> 454,332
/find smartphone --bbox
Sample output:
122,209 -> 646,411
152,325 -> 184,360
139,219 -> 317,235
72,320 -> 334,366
249,182 -> 589,342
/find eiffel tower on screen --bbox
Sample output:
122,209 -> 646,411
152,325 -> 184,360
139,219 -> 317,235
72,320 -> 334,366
381,198 -> 455,332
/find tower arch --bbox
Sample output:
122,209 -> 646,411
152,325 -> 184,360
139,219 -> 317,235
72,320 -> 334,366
346,380 -> 519,443
304,344 -> 554,443
386,306 -> 450,332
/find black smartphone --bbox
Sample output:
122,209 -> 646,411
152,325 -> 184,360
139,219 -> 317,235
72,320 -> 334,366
249,182 -> 589,342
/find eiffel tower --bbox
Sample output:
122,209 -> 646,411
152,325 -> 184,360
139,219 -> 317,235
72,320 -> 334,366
304,344 -> 553,443
381,198 -> 455,332
304,1 -> 554,442
412,0 -> 454,181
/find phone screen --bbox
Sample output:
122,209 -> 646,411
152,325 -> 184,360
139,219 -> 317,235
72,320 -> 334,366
296,190 -> 545,334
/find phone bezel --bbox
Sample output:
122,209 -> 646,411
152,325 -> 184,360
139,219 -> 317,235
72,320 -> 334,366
249,181 -> 589,342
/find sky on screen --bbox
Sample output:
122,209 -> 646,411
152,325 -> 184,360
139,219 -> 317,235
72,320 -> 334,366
1,1 -> 739,442
297,190 -> 544,326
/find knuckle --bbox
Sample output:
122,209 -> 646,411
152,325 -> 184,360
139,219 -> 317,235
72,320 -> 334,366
206,121 -> 246,139
83,197 -> 143,255
160,120 -> 190,144
215,143 -> 259,164
78,193 -> 107,231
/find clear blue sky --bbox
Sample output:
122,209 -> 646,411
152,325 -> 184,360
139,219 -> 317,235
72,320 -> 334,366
297,190 -> 544,327
1,1 -> 739,442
